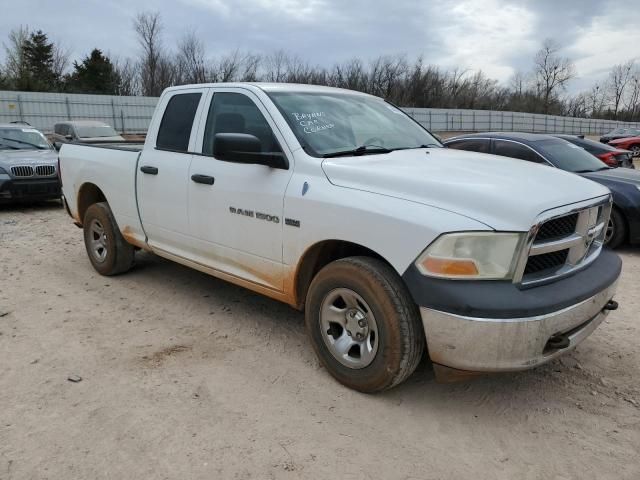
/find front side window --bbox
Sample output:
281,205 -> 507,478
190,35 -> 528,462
202,92 -> 281,156
446,138 -> 490,153
493,140 -> 544,163
156,92 -> 202,152
0,127 -> 51,150
267,91 -> 441,157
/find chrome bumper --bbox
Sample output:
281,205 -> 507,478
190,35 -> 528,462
420,280 -> 618,372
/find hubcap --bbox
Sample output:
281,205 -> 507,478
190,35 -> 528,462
632,146 -> 640,157
319,288 -> 378,369
89,219 -> 108,263
605,218 -> 614,244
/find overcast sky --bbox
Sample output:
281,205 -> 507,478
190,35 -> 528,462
2,0 -> 639,93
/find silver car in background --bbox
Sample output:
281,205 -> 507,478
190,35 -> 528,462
52,120 -> 124,146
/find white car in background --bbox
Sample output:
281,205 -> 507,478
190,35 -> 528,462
52,120 -> 124,146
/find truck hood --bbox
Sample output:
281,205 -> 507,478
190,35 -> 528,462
321,148 -> 610,231
0,149 -> 58,167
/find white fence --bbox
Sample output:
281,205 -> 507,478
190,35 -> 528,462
0,91 -> 157,133
2,90 -> 640,135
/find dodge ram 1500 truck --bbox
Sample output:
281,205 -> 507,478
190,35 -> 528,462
60,83 -> 621,392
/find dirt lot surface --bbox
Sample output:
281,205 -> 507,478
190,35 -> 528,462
1,204 -> 639,480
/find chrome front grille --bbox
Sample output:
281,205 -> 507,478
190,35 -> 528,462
514,196 -> 612,286
10,165 -> 56,177
35,165 -> 56,176
11,165 -> 34,177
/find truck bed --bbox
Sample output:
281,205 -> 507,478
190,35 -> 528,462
60,143 -> 145,245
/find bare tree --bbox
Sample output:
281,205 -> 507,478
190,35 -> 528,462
134,11 -> 164,96
607,60 -> 634,119
624,71 -> 640,121
175,31 -> 206,85
2,26 -> 29,85
114,57 -> 139,95
262,49 -> 289,82
587,83 -> 607,118
533,39 -> 575,113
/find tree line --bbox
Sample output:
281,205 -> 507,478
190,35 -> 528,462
2,12 -> 640,122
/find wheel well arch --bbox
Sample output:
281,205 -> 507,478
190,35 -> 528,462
76,183 -> 107,224
293,239 -> 392,309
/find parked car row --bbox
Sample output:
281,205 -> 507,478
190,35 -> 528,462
600,127 -> 640,157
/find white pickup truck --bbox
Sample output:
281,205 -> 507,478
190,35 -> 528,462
60,83 -> 621,392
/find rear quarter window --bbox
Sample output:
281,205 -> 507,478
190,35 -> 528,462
446,138 -> 490,153
156,93 -> 202,152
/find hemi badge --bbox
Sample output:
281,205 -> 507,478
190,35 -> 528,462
285,218 -> 301,228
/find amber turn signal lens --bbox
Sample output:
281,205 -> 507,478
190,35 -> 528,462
422,257 -> 479,276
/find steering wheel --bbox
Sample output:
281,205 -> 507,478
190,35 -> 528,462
363,137 -> 385,147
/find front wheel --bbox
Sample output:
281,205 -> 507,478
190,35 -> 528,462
305,257 -> 424,393
605,208 -> 626,249
83,202 -> 135,275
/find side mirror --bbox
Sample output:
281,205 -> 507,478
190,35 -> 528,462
64,135 -> 73,141
53,142 -> 62,151
213,133 -> 288,169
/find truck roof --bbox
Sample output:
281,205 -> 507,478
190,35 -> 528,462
163,82 -> 373,97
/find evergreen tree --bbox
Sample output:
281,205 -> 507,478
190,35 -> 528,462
21,30 -> 58,91
66,49 -> 121,94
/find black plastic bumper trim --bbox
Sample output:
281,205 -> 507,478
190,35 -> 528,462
402,249 -> 621,319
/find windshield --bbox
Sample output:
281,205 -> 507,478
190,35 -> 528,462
536,139 -> 609,172
0,127 -> 51,150
267,92 -> 441,157
76,125 -> 119,138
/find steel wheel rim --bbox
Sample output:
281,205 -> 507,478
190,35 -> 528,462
319,288 -> 379,369
632,146 -> 640,157
605,218 -> 614,244
89,219 -> 108,263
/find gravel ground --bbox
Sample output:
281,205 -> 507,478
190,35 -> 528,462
1,203 -> 639,480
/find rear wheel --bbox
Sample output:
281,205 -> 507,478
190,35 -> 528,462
305,257 -> 424,393
605,208 -> 626,249
630,145 -> 640,158
83,202 -> 135,275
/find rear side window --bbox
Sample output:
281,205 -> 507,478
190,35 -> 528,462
493,140 -> 544,163
446,138 -> 490,154
202,92 -> 281,156
156,93 -> 202,152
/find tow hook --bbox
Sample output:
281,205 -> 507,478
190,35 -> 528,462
546,334 -> 570,350
603,300 -> 619,311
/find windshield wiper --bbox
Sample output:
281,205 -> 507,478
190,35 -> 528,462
323,145 -> 393,158
0,142 -> 20,150
575,166 -> 611,173
1,137 -> 47,149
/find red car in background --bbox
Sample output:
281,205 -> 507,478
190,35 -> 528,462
608,136 -> 640,158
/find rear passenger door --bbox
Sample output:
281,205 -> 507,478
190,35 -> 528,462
187,88 -> 294,291
137,89 -> 207,257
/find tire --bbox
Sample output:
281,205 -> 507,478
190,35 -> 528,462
605,208 -> 627,249
83,202 -> 135,275
305,256 -> 424,393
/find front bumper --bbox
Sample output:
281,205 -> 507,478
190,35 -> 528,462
0,175 -> 61,202
403,249 -> 622,372
420,280 -> 617,372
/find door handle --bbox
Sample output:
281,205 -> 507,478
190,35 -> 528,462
191,174 -> 215,185
140,165 -> 158,175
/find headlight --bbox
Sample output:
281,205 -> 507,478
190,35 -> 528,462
415,232 -> 524,280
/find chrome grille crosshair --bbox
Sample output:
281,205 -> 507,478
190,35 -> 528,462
513,196 -> 612,286
11,165 -> 34,177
